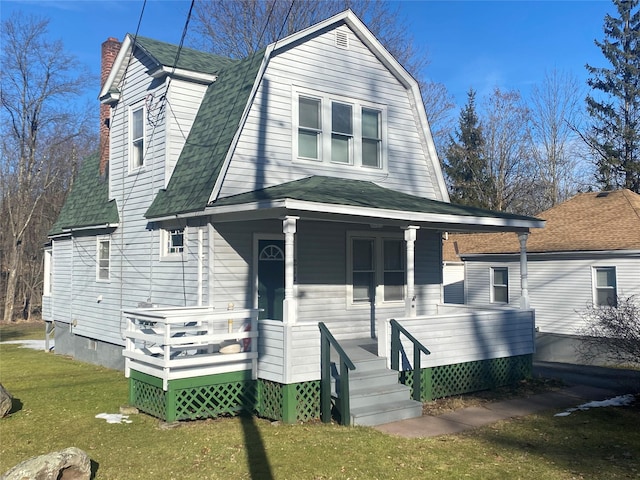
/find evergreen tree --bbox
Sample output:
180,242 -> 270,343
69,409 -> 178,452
443,89 -> 492,208
585,0 -> 640,193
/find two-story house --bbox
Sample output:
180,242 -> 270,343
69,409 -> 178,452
43,11 -> 543,426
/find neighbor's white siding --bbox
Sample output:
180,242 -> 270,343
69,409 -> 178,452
464,253 -> 640,336
219,23 -> 442,201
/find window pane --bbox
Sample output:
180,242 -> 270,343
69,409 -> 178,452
362,109 -> 380,138
494,286 -> 508,303
384,272 -> 404,301
298,130 -> 319,159
383,240 -> 403,270
331,134 -> 350,163
596,268 -> 615,287
132,108 -> 143,139
299,97 -> 320,129
362,138 -> 380,167
332,102 -> 352,134
353,239 -> 373,270
493,268 -> 508,286
353,272 -> 374,302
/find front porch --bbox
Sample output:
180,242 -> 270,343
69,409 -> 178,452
123,304 -> 535,424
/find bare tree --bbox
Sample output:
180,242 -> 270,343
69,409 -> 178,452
1,13 -> 94,321
529,70 -> 591,212
189,0 -> 454,154
482,88 -> 535,213
578,295 -> 640,366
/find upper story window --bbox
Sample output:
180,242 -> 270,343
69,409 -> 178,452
491,267 -> 508,303
97,237 -> 110,281
593,266 -> 617,307
129,104 -> 145,170
295,89 -> 386,169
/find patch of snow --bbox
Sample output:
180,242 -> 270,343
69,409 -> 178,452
1,340 -> 52,351
554,394 -> 636,417
95,413 -> 132,424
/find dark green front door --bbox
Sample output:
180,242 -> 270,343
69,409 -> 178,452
257,239 -> 285,321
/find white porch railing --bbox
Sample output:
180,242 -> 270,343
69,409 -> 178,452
123,306 -> 259,390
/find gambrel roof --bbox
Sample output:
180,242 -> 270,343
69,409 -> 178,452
445,190 -> 640,259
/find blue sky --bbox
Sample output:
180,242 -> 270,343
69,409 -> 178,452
2,0 -> 615,110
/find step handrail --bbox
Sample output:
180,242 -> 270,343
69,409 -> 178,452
318,322 -> 356,426
390,319 -> 431,401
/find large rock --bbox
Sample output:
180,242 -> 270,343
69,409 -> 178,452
1,447 -> 91,480
0,384 -> 12,418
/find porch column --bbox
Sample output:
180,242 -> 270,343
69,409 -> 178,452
282,216 -> 299,324
403,226 -> 420,317
518,232 -> 530,309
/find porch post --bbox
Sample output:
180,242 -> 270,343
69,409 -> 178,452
282,216 -> 299,324
403,226 -> 420,317
518,232 -> 530,309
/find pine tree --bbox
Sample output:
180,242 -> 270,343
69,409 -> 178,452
586,0 -> 640,193
443,89 -> 492,208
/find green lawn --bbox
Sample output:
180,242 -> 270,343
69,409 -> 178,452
1,326 -> 639,479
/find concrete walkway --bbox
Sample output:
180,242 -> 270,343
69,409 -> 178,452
375,382 -> 629,438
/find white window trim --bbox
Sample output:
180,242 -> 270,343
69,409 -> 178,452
490,266 -> 509,304
128,102 -> 146,172
160,226 -> 187,261
43,247 -> 52,296
96,236 -> 111,282
592,265 -> 617,307
293,87 -> 387,171
346,231 -> 404,309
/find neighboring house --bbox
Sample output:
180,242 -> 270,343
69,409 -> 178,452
43,11 -> 543,426
444,190 -> 640,364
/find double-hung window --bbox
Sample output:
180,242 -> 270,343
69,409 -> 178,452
349,234 -> 405,306
97,237 -> 110,281
491,267 -> 508,303
130,105 -> 145,170
298,97 -> 321,160
593,266 -> 617,307
295,90 -> 385,169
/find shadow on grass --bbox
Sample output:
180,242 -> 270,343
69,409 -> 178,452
90,459 -> 99,479
8,397 -> 23,414
239,411 -> 274,480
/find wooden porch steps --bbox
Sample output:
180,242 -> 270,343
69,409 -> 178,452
332,339 -> 423,427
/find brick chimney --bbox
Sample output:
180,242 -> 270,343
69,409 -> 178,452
100,37 -> 121,178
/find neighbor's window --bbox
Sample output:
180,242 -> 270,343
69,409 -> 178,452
298,96 -> 321,160
97,237 -> 110,281
350,234 -> 405,305
295,90 -> 386,169
162,227 -> 185,259
43,248 -> 52,295
130,105 -> 144,169
594,266 -> 617,307
491,267 -> 508,303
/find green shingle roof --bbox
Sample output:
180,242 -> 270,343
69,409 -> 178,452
134,36 -> 237,74
210,175 -> 541,222
49,153 -> 119,236
145,50 -> 265,219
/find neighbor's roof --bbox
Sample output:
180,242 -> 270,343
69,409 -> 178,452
49,153 -> 119,236
207,176 -> 542,229
444,190 -> 640,259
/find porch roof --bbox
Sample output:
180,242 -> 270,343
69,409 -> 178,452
202,176 -> 544,231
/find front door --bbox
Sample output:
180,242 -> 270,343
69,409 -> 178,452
257,239 -> 285,321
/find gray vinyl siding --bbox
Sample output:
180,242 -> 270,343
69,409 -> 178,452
219,24 -> 441,201
51,238 -> 72,323
464,253 -> 640,336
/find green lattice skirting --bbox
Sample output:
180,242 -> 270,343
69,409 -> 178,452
129,370 -> 320,423
400,354 -> 532,402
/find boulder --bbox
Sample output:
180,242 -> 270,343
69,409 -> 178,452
0,384 -> 12,418
1,447 -> 91,480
